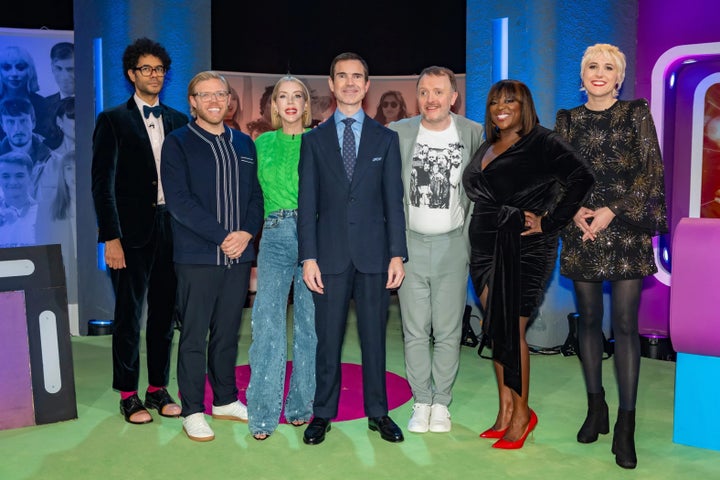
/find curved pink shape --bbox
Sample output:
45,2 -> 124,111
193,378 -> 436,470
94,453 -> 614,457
200,362 -> 412,422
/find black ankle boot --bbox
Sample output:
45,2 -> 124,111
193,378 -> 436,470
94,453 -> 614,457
612,408 -> 637,469
577,388 -> 609,443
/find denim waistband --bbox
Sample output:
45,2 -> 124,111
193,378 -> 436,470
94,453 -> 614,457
268,209 -> 297,218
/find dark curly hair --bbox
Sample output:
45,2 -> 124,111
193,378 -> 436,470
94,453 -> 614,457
122,37 -> 172,83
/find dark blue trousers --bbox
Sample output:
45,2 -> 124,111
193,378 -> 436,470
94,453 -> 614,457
311,264 -> 389,419
175,262 -> 251,417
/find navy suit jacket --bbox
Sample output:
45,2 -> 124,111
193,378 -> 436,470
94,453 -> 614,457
91,96 -> 188,248
297,114 -> 408,275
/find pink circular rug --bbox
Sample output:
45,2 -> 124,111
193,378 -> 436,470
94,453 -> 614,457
201,362 -> 412,422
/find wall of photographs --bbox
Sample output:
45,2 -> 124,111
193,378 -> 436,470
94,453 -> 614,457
0,28 -> 76,330
219,72 -> 466,139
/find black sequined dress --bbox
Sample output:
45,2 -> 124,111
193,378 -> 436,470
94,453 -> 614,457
555,100 -> 668,282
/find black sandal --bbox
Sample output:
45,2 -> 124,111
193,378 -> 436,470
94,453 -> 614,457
120,394 -> 153,424
253,433 -> 271,441
144,388 -> 181,418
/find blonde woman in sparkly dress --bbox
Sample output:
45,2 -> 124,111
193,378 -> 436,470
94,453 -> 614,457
555,43 -> 668,470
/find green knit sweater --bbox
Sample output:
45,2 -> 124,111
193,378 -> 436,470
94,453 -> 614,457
254,128 -> 308,218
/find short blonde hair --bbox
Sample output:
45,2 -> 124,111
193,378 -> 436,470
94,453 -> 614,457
269,76 -> 312,129
187,71 -> 229,118
580,43 -> 627,98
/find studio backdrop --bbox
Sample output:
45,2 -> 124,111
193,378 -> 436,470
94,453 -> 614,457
0,27 -> 76,331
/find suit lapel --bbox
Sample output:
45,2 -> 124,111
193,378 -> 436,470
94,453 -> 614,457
160,104 -> 178,132
127,97 -> 151,140
126,97 -> 156,168
398,117 -> 421,204
351,117 -> 381,187
316,119 -> 349,185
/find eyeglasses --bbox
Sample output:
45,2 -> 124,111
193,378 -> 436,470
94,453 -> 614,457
192,91 -> 230,102
133,65 -> 166,77
382,101 -> 399,108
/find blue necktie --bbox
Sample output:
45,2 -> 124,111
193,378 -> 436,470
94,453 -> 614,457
143,105 -> 163,119
341,118 -> 356,180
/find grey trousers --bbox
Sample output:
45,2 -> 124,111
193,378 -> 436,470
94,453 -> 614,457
397,228 -> 468,406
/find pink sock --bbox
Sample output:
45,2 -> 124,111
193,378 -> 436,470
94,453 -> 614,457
146,385 -> 165,394
120,390 -> 137,400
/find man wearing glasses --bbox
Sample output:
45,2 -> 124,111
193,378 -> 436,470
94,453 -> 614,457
92,37 -> 188,425
161,71 -> 263,442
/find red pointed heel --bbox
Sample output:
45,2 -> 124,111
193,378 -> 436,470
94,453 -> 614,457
492,409 -> 538,449
479,426 -> 508,439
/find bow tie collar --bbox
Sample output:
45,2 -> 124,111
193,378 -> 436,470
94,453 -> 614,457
143,105 -> 163,119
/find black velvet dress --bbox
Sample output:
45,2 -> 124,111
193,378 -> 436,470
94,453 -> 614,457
462,125 -> 594,394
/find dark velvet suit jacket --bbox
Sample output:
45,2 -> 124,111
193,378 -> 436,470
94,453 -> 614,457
297,114 -> 407,275
91,97 -> 188,248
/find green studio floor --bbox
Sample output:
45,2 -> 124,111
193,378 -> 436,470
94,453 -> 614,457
2,298 -> 719,480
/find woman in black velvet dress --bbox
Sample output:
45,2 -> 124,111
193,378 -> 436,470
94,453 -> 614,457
555,44 -> 667,469
462,80 -> 593,449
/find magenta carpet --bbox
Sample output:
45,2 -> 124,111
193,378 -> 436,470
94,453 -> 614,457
201,362 -> 412,422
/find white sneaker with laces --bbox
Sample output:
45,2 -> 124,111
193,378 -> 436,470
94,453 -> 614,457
211,400 -> 248,422
407,403 -> 432,433
182,412 -> 215,442
428,404 -> 451,433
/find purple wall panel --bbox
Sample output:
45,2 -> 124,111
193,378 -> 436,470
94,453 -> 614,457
0,291 -> 35,430
636,0 -> 720,337
636,0 -> 720,102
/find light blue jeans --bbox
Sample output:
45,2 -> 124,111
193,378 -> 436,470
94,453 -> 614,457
247,210 -> 316,436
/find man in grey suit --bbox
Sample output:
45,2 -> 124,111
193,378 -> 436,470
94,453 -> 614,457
298,52 -> 408,445
388,66 -> 484,434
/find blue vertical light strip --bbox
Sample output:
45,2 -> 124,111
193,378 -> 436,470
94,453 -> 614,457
492,17 -> 509,83
93,37 -> 104,117
93,37 -> 106,271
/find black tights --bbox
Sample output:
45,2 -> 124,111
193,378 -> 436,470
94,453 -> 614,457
573,279 -> 642,411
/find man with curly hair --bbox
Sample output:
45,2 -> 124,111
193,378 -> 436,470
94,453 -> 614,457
91,37 -> 188,425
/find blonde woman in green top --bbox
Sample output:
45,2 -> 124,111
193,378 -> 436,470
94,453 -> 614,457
246,76 -> 316,440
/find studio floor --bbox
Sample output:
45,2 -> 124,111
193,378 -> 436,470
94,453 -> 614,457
2,297 -> 718,479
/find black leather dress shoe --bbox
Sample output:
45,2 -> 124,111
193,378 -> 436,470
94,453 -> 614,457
144,388 -> 181,418
303,417 -> 331,445
120,394 -> 153,424
368,415 -> 404,442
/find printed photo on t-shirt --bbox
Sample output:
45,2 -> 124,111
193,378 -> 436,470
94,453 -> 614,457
410,142 -> 464,209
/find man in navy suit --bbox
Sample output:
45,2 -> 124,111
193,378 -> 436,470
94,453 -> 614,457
298,52 -> 408,445
91,38 -> 188,425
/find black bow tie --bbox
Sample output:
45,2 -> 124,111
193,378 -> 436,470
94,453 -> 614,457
143,105 -> 163,119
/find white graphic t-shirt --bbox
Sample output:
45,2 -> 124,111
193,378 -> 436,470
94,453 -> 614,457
408,117 -> 465,234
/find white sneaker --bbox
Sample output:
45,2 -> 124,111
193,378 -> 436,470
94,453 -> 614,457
211,400 -> 248,422
407,403 -> 432,433
428,404 -> 451,433
182,413 -> 215,442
